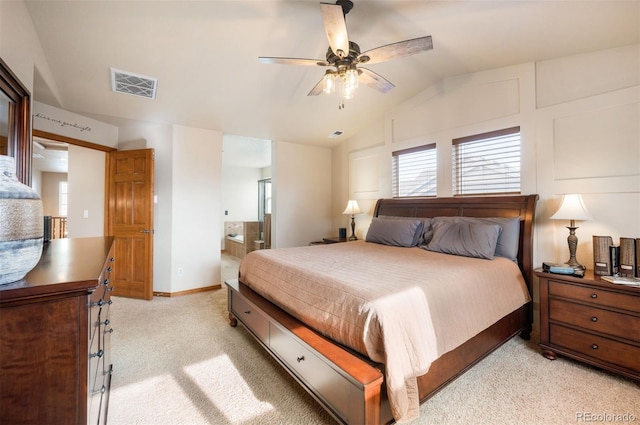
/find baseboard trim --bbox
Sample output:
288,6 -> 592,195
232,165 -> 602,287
153,284 -> 221,298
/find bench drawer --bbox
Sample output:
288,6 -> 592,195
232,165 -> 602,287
269,322 -> 360,422
230,289 -> 269,343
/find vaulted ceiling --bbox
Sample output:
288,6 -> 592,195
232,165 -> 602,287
25,1 -> 639,147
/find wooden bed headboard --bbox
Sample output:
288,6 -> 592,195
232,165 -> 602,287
373,194 -> 539,294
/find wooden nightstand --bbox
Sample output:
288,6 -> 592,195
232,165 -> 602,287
322,237 -> 349,244
536,269 -> 640,380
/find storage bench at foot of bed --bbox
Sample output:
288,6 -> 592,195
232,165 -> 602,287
226,279 -> 389,425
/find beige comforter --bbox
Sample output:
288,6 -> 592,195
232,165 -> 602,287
239,241 -> 530,422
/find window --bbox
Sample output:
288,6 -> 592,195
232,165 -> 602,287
392,143 -> 437,197
452,127 -> 520,195
258,178 -> 271,242
59,181 -> 68,216
258,178 -> 271,221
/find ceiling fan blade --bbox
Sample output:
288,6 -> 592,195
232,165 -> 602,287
259,57 -> 329,67
358,36 -> 433,65
358,68 -> 395,93
320,3 -> 349,58
307,78 -> 325,96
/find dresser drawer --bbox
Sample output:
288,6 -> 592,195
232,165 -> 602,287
230,290 -> 269,343
89,351 -> 107,393
102,312 -> 113,377
549,281 -> 640,313
88,313 -> 108,395
550,324 -> 640,372
88,374 -> 107,425
549,299 -> 640,341
269,322 -> 358,423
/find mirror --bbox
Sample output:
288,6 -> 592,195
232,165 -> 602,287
0,58 -> 32,185
0,90 -> 9,155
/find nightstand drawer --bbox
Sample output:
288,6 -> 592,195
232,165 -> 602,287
549,281 -> 640,313
550,324 -> 640,372
230,290 -> 269,343
549,299 -> 640,341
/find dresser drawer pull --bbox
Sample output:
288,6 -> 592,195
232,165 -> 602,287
100,319 -> 110,326
92,299 -> 105,307
91,349 -> 104,358
244,310 -> 251,315
590,293 -> 597,299
103,279 -> 109,286
591,344 -> 599,350
92,385 -> 106,395
107,266 -> 113,272
105,328 -> 114,334
92,299 -> 113,307
296,356 -> 305,363
591,316 -> 598,322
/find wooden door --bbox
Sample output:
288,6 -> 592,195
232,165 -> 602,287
105,149 -> 154,300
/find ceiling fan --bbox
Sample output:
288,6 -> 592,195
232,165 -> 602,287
259,0 -> 433,109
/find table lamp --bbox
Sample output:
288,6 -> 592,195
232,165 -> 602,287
550,193 -> 592,270
342,200 -> 362,241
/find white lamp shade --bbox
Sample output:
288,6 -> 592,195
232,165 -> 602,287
342,199 -> 362,215
550,194 -> 593,221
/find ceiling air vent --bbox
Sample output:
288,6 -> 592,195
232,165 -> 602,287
328,130 -> 343,139
110,68 -> 158,99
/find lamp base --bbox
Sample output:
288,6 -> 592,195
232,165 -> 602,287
564,225 -> 585,270
565,259 -> 586,270
349,215 -> 357,241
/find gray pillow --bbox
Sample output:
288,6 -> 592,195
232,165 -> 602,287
424,221 -> 502,260
430,216 -> 520,261
366,217 -> 424,247
378,216 -> 433,245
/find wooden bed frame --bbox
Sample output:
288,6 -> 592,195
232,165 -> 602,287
226,194 -> 538,424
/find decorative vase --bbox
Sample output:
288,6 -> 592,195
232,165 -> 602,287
0,155 -> 43,285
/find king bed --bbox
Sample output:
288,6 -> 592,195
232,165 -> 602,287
226,194 -> 538,424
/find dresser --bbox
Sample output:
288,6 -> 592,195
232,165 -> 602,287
536,270 -> 640,380
0,237 -> 115,425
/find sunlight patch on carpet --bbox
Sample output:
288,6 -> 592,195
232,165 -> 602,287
109,374 -> 210,424
183,354 -> 275,423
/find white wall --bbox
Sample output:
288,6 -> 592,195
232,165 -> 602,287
171,125 -> 223,292
534,45 -> 639,268
220,166 -> 261,221
220,165 -> 261,249
1,1 -> 42,95
272,140 -> 332,248
39,172 -> 66,216
33,102 -> 118,147
67,145 -> 105,238
333,45 -> 640,332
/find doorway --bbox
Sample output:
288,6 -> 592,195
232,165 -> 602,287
32,130 -> 114,239
220,135 -> 271,277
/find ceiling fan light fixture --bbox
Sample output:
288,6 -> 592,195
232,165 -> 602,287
323,70 -> 338,94
345,66 -> 358,90
259,1 -> 433,110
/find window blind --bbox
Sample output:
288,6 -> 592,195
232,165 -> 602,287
452,127 -> 520,195
392,143 -> 437,197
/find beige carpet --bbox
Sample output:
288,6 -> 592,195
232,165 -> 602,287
108,256 -> 639,425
